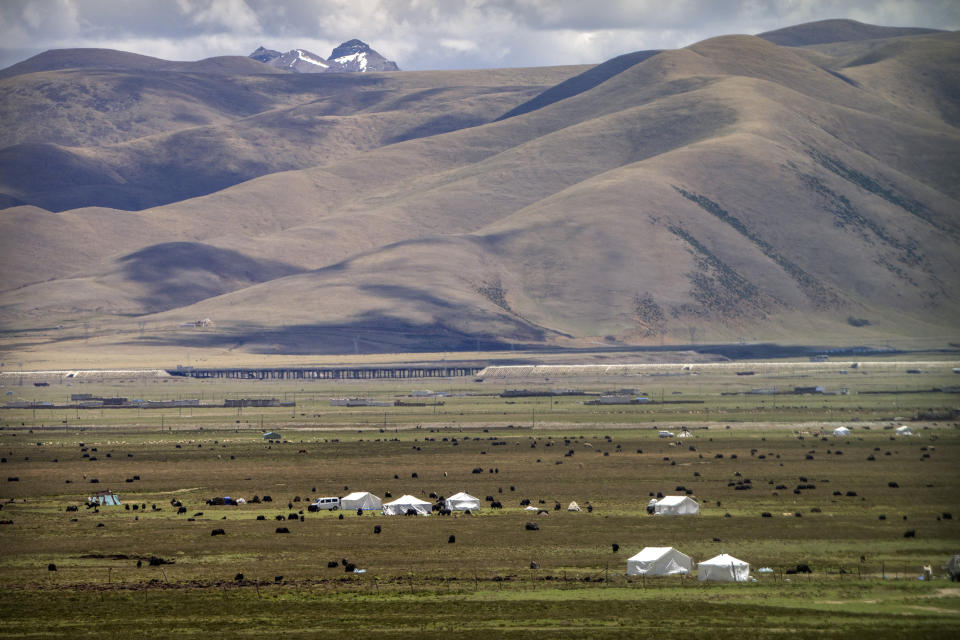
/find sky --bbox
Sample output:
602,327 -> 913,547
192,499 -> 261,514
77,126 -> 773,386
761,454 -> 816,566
1,0 -> 958,71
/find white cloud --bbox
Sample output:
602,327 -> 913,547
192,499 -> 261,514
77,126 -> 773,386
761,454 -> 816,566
1,0 -> 958,71
179,0 -> 263,33
440,38 -> 479,53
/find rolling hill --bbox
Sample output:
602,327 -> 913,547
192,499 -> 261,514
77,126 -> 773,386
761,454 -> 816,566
1,20 -> 958,358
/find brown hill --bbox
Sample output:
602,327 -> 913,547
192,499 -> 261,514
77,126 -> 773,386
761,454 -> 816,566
1,27 -> 958,356
0,63 -> 583,210
758,18 -> 942,46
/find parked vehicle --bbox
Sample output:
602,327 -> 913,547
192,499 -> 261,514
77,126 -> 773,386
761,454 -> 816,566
308,496 -> 340,512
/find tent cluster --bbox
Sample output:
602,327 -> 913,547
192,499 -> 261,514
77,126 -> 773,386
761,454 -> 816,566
303,491 -> 486,516
382,491 -> 483,515
626,547 -> 749,582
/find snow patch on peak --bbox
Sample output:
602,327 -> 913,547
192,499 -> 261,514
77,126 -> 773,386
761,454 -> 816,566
294,49 -> 328,68
333,51 -> 368,71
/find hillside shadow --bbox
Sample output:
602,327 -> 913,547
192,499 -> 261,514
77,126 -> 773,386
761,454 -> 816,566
127,312 -> 548,355
496,49 -> 661,121
118,242 -> 302,312
384,114 -> 489,145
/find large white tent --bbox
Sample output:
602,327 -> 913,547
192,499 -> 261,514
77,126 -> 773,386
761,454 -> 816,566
697,553 -> 750,582
382,495 -> 432,516
626,547 -> 693,576
895,425 -> 914,436
833,426 -> 850,436
341,491 -> 382,511
653,496 -> 699,516
444,491 -> 481,511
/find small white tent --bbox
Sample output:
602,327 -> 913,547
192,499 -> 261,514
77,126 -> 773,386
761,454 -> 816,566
567,501 -> 581,512
895,425 -> 914,436
833,426 -> 851,436
88,491 -> 121,506
626,547 -> 692,576
341,491 -> 382,511
444,491 -> 480,511
698,553 -> 749,582
382,495 -> 432,516
653,496 -> 699,516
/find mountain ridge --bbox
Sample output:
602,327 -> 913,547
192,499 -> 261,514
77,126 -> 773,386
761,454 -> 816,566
248,39 -> 400,73
758,18 -> 943,46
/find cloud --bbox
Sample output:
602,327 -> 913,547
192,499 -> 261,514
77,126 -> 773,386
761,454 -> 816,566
440,38 -> 479,53
1,0 -> 958,71
177,0 -> 263,33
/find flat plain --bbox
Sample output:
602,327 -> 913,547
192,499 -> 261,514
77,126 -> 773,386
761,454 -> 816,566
1,358 -> 958,637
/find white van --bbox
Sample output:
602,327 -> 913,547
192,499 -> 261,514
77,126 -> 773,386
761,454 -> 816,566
309,496 -> 341,511
658,430 -> 675,438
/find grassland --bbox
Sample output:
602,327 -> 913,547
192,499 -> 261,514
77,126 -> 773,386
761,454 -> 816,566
0,360 -> 958,637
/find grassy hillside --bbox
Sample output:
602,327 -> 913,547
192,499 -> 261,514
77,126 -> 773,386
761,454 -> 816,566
1,26 -> 958,359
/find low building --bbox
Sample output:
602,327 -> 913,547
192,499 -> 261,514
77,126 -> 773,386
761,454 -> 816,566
794,386 -> 825,394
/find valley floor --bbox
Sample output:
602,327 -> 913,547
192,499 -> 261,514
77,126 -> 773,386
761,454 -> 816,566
0,362 -> 958,637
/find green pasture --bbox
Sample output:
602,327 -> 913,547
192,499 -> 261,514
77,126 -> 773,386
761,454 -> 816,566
1,359 -> 957,431
1,581 -> 958,639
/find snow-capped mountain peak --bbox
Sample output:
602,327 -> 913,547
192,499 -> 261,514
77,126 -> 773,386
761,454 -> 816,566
329,39 -> 399,73
248,39 -> 398,74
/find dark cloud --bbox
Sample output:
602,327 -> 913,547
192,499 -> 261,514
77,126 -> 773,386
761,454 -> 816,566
1,0 -> 957,71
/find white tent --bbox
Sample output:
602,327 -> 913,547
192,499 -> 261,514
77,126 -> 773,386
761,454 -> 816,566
341,491 -> 382,511
833,426 -> 851,436
626,547 -> 693,576
381,494 -> 432,516
653,496 -> 699,516
677,431 -> 693,438
567,501 -> 581,512
88,491 -> 121,506
444,491 -> 480,511
895,425 -> 914,436
698,553 -> 749,582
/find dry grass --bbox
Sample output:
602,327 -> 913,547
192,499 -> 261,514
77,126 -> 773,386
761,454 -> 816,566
1,359 -> 959,636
